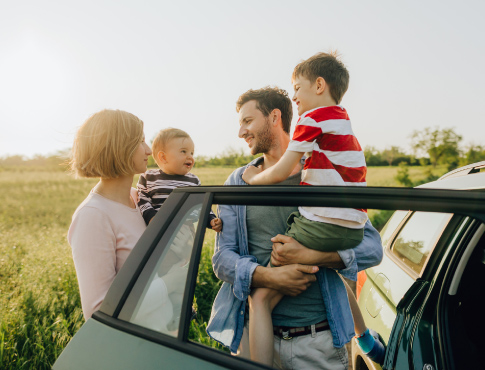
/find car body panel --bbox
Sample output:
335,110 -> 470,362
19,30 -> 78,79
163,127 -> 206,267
353,164 -> 485,370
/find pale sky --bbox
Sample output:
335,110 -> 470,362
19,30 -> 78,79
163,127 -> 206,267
1,0 -> 484,159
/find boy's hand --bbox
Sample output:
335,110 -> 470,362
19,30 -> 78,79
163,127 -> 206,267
210,218 -> 223,232
242,165 -> 262,184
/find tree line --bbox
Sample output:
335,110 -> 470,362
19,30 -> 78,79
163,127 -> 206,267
2,127 -> 484,171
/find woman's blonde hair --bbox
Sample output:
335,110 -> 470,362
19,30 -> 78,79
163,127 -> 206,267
70,109 -> 144,179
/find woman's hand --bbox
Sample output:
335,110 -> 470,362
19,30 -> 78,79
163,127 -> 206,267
242,165 -> 262,184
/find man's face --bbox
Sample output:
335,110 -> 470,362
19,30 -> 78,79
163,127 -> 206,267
238,100 -> 274,155
292,75 -> 317,116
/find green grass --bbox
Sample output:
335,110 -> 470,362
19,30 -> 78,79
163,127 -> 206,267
0,165 -> 447,368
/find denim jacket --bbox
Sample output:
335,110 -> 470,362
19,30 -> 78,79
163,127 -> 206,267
207,157 -> 383,353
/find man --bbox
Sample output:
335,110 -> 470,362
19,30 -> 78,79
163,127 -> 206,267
207,87 -> 383,369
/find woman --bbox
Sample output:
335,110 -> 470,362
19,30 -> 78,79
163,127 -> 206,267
68,109 -> 152,319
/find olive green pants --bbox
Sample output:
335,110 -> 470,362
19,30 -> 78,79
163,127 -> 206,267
285,212 -> 364,252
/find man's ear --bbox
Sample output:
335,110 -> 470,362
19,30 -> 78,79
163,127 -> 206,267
315,77 -> 326,95
271,109 -> 282,127
157,151 -> 167,164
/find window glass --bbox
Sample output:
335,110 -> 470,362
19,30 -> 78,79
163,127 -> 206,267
380,210 -> 409,248
119,199 -> 203,337
390,211 -> 452,275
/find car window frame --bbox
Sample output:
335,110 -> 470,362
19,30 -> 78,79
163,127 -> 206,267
385,211 -> 454,279
91,185 -> 485,370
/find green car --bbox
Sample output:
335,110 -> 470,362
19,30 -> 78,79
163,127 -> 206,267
352,161 -> 485,370
54,163 -> 485,370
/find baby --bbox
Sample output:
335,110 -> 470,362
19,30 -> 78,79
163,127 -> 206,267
137,127 -> 222,231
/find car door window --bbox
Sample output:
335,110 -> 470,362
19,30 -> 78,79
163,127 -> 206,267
390,211 -> 452,276
118,195 -> 204,337
380,210 -> 409,248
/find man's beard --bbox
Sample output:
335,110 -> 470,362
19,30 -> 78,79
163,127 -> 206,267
250,118 -> 274,155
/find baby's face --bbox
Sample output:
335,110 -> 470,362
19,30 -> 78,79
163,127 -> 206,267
160,137 -> 195,175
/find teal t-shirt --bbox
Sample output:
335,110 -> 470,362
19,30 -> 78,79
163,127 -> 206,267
246,172 -> 327,326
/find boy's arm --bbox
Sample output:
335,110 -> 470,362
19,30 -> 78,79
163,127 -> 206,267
243,150 -> 304,185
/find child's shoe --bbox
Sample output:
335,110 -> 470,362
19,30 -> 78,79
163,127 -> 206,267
355,328 -> 386,365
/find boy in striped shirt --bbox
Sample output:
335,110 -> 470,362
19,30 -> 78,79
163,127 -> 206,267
242,52 -> 385,366
137,127 -> 222,231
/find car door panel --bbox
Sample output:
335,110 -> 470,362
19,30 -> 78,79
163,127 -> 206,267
53,319 -> 229,370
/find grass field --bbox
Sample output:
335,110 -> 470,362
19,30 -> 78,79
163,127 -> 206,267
0,165 -> 447,369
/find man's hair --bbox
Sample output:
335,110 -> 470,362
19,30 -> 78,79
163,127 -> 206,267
292,51 -> 349,104
70,109 -> 144,179
152,127 -> 191,162
236,86 -> 293,134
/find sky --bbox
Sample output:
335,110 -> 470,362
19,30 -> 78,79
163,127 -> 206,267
1,0 -> 484,159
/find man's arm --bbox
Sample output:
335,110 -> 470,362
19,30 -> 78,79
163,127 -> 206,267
270,234 -> 345,269
251,264 -> 318,296
270,221 -> 383,281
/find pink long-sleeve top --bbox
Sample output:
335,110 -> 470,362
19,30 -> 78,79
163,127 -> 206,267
68,189 -> 146,319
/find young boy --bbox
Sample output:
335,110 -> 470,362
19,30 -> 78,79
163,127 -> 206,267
137,127 -> 222,231
242,52 -> 385,366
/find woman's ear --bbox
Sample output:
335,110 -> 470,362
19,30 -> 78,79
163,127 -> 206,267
315,77 -> 326,95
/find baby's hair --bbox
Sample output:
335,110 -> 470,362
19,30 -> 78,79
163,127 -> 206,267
292,50 -> 349,104
70,109 -> 144,179
152,127 -> 191,158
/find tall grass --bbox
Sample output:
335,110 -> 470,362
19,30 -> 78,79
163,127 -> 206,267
0,165 -> 443,368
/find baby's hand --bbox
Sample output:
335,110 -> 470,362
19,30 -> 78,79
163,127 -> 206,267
242,165 -> 262,184
211,218 -> 223,232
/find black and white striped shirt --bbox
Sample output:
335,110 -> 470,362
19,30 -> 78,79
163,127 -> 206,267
137,169 -> 215,226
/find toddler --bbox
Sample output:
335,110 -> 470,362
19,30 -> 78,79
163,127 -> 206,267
243,52 -> 385,366
137,127 -> 222,231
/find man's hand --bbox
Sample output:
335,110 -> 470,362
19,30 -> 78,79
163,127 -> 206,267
242,165 -> 262,184
270,234 -> 312,266
210,217 -> 223,232
271,234 -> 346,269
252,264 -> 318,296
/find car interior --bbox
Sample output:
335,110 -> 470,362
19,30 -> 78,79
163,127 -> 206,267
445,223 -> 485,369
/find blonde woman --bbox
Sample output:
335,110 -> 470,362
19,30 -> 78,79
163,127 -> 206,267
68,109 -> 152,319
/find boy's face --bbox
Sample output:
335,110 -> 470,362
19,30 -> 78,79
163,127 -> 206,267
159,137 -> 195,176
292,75 -> 319,116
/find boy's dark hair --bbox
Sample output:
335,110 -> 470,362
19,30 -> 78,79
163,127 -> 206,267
292,51 -> 349,104
236,86 -> 293,134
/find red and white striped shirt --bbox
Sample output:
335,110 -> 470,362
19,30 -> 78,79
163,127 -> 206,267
287,105 -> 367,228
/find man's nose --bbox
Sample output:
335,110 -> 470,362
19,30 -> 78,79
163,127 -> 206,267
238,126 -> 247,138
292,92 -> 297,101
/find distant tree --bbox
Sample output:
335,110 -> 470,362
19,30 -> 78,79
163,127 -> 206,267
381,146 -> 405,166
395,162 -> 413,187
364,146 -> 385,166
460,144 -> 485,166
411,127 -> 462,168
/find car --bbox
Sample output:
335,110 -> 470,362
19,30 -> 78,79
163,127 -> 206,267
352,161 -> 485,370
53,163 -> 485,370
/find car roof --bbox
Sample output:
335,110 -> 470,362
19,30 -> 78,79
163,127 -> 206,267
417,161 -> 485,190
